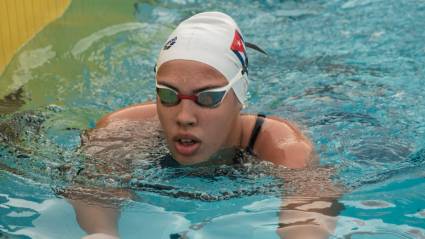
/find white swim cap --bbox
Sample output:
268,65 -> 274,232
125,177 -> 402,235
155,11 -> 249,106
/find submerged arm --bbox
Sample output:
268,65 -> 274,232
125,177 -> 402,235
244,115 -> 343,237
277,196 -> 343,239
69,199 -> 120,238
64,116 -> 145,239
63,187 -> 134,239
275,166 -> 345,239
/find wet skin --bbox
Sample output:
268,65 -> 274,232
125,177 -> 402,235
97,59 -> 313,168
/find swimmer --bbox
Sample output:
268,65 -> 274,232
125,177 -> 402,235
69,12 -> 341,239
96,11 -> 313,168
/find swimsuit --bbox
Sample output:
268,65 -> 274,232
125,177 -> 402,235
245,113 -> 266,155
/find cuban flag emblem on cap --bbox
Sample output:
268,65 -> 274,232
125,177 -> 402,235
230,30 -> 248,73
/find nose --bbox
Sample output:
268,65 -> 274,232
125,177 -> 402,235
176,99 -> 198,127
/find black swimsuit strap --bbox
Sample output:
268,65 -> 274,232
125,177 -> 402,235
246,113 -> 266,155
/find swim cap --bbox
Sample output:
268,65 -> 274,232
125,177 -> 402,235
155,11 -> 249,106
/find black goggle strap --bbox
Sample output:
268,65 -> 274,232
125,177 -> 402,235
245,42 -> 268,55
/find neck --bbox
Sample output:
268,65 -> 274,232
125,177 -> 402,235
208,114 -> 253,164
224,114 -> 253,150
221,113 -> 242,149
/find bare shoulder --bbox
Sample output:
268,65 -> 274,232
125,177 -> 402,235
96,102 -> 157,128
242,114 -> 314,168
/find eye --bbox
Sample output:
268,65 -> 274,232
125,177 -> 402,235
157,87 -> 178,105
198,94 -> 214,105
198,91 -> 226,106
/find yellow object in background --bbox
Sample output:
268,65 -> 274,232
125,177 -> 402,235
0,0 -> 71,75
0,0 -> 138,109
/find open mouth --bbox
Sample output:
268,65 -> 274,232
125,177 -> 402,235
179,138 -> 197,145
174,136 -> 201,156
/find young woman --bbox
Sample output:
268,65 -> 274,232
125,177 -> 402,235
72,12 -> 340,239
96,11 -> 313,168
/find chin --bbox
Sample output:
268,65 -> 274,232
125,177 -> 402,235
173,153 -> 209,166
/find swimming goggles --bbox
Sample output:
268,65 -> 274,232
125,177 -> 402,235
156,70 -> 245,108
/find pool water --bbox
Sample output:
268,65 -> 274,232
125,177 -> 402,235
1,0 -> 425,238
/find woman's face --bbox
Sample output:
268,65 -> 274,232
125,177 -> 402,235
156,59 -> 242,165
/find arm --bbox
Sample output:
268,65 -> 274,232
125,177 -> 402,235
63,186 -> 134,239
69,199 -> 120,238
245,116 -> 343,237
277,196 -> 343,239
251,116 -> 315,168
96,103 -> 157,128
275,163 -> 345,239
65,104 -> 153,238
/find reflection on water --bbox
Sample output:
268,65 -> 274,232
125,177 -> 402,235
0,109 -> 424,238
4,110 -> 424,238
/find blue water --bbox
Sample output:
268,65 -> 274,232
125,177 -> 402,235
1,0 -> 425,238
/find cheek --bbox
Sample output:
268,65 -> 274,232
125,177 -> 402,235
198,116 -> 229,156
202,115 -> 228,135
200,100 -> 239,145
156,103 -> 173,131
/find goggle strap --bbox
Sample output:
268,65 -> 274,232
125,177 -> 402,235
245,42 -> 268,55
